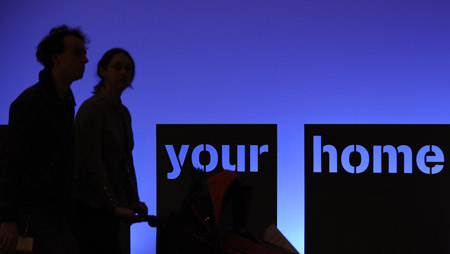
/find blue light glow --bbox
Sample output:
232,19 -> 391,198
1,1 -> 450,253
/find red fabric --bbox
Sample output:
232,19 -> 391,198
222,233 -> 281,254
207,170 -> 251,228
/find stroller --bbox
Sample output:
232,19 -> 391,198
143,170 -> 297,254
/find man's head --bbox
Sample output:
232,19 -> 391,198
36,25 -> 88,82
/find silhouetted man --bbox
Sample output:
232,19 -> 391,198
0,25 -> 88,254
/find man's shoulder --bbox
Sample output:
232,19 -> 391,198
10,82 -> 44,109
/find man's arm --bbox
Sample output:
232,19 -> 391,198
0,96 -> 37,253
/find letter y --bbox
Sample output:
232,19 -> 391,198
165,145 -> 189,179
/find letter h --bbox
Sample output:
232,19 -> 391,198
313,136 -> 337,173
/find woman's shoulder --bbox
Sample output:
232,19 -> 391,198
76,94 -> 108,117
80,93 -> 108,108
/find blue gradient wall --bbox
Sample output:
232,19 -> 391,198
1,1 -> 450,253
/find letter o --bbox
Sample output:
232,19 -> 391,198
191,144 -> 218,172
342,145 -> 369,174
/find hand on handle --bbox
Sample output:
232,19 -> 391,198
0,221 -> 18,254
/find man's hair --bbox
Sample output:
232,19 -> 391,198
36,25 -> 88,69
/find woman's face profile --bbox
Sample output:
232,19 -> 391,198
101,53 -> 133,94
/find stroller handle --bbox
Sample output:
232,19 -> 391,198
140,215 -> 159,227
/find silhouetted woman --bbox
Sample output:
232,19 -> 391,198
71,48 -> 147,254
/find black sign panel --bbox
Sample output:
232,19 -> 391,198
0,125 -> 7,147
305,124 -> 450,254
157,124 -> 277,248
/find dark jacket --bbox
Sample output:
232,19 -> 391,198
74,88 -> 139,211
0,69 -> 75,222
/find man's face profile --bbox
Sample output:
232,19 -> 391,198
52,35 -> 88,82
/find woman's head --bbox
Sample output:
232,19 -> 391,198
93,48 -> 135,94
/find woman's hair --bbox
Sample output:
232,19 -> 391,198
93,48 -> 135,94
